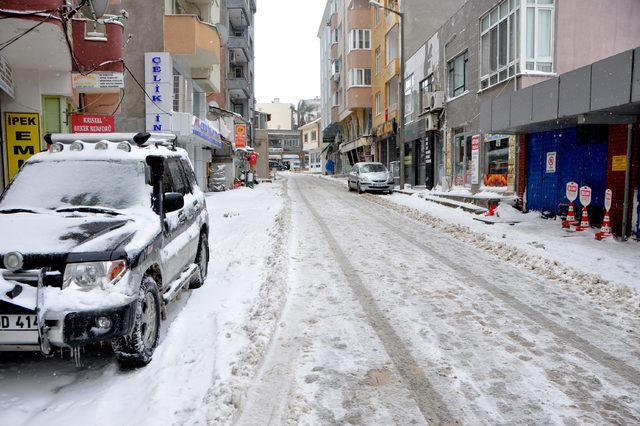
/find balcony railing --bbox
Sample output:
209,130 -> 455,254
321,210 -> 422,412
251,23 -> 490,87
227,76 -> 250,98
163,15 -> 220,68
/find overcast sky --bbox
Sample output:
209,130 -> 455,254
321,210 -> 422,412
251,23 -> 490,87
254,0 -> 327,106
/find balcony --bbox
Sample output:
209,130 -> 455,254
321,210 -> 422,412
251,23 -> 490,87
71,19 -> 124,74
227,0 -> 252,28
227,76 -> 251,99
164,14 -> 220,67
228,34 -> 250,62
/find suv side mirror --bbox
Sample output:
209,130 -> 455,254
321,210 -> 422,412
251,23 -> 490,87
163,192 -> 184,213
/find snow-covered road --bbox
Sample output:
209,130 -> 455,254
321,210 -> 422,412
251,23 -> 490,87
1,173 -> 639,425
240,174 -> 640,424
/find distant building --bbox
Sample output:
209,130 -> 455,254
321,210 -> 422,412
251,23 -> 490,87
256,99 -> 295,130
296,97 -> 322,127
300,118 -> 323,172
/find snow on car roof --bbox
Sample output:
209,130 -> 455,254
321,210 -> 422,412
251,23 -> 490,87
31,133 -> 190,163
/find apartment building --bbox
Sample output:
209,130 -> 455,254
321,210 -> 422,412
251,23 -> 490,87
115,0 -> 224,188
301,118 -> 322,172
370,0 -> 401,176
0,0 -> 125,188
256,99 -> 295,130
319,0 -> 373,172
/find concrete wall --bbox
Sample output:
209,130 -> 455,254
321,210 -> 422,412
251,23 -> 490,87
401,0 -> 467,59
256,102 -> 294,130
253,128 -> 269,179
115,0 -> 166,132
555,0 -> 640,75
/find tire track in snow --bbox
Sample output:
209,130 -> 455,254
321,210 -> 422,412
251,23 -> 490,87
294,179 -> 457,425
318,177 -> 640,390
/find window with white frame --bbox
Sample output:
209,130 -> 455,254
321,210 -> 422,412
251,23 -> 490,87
404,74 -> 414,119
525,0 -> 554,72
480,0 -> 554,90
375,47 -> 381,75
375,92 -> 382,116
386,76 -> 398,110
311,130 -> 317,141
331,28 -> 339,44
349,29 -> 371,51
349,68 -> 372,87
480,0 -> 520,89
331,58 -> 341,75
385,25 -> 399,64
448,51 -> 468,98
333,90 -> 340,106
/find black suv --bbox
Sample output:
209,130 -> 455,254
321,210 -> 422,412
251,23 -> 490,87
0,133 -> 209,367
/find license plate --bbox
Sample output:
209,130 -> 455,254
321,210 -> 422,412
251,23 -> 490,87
0,315 -> 38,330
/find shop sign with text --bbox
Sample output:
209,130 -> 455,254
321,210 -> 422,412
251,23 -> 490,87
4,112 -> 40,181
71,114 -> 114,133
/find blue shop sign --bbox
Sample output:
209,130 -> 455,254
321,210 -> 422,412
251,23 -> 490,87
192,117 -> 222,148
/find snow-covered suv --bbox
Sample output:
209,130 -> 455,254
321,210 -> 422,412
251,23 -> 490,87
0,132 -> 209,368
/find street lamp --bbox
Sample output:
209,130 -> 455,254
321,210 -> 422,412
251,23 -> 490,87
369,0 -> 405,189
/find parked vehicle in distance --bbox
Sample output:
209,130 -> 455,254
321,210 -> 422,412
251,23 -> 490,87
347,162 -> 395,194
0,132 -> 209,368
269,160 -> 288,171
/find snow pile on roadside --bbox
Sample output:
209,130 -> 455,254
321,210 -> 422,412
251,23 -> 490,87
364,193 -> 640,318
206,181 -> 292,424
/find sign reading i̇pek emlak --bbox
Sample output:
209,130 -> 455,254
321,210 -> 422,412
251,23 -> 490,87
4,112 -> 40,181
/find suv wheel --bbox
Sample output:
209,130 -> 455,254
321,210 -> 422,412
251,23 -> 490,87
113,276 -> 161,368
190,233 -> 209,289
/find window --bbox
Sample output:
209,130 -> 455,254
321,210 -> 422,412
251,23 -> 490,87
375,47 -> 381,75
480,0 -> 520,89
385,25 -> 399,64
331,59 -> 341,75
525,0 -> 554,72
331,28 -> 339,44
404,74 -> 414,119
304,133 -> 309,143
232,66 -> 243,78
349,68 -> 371,87
375,6 -> 380,24
419,74 -> 434,110
448,51 -> 468,98
483,135 -> 510,187
180,159 -> 197,191
311,130 -> 317,141
349,29 -> 371,51
386,76 -> 398,110
333,90 -> 340,106
480,0 -> 553,90
375,92 -> 382,116
232,103 -> 243,115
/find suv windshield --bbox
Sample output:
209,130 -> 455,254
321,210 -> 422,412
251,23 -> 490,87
360,164 -> 387,173
0,160 -> 150,211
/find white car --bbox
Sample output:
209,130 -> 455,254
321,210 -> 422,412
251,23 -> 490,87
347,162 -> 394,194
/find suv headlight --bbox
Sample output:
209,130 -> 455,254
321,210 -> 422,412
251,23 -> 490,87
63,260 -> 127,290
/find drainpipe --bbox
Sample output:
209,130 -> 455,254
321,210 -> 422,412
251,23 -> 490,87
621,123 -> 633,241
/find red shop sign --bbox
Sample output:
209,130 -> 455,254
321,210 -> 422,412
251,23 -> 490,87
71,114 -> 115,133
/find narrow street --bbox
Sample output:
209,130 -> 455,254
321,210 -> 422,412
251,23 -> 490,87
239,174 -> 640,425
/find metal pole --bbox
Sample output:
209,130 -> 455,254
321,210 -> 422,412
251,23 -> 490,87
621,123 -> 633,240
398,12 -> 405,189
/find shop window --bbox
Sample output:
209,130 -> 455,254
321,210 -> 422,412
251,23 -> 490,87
453,133 -> 472,187
483,136 -> 510,187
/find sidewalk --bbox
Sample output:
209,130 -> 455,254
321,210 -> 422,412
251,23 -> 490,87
316,175 -> 640,293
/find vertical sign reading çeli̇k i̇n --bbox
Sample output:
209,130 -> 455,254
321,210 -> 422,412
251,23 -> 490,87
4,112 -> 40,181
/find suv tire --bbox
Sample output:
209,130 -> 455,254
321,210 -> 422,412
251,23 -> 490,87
113,276 -> 161,368
190,233 -> 209,289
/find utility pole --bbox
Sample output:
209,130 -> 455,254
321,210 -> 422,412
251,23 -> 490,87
370,0 -> 405,188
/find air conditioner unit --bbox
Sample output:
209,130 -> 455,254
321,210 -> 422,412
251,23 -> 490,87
425,113 -> 439,131
429,91 -> 445,110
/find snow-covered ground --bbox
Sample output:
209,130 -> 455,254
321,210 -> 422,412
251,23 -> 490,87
0,181 -> 288,425
2,174 -> 640,425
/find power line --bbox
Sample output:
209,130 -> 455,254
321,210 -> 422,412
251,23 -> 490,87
0,12 -> 54,52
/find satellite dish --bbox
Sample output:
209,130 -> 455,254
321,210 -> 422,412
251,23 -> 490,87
89,0 -> 110,19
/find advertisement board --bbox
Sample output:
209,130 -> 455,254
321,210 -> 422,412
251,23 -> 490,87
71,114 -> 115,133
4,112 -> 40,181
235,124 -> 247,148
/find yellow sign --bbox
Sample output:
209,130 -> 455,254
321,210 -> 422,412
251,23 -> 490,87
4,112 -> 40,181
612,155 -> 627,172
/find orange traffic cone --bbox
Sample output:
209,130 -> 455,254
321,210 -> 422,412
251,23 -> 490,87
576,208 -> 589,231
563,202 -> 576,228
595,211 -> 611,240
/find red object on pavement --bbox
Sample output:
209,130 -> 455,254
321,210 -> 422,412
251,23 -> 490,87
484,203 -> 497,217
562,201 -> 577,229
575,208 -> 590,231
249,152 -> 258,167
595,211 -> 611,240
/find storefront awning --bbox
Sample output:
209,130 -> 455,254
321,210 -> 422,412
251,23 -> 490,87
339,136 -> 371,154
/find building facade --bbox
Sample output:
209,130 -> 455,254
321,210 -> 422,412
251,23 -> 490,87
300,118 -> 322,172
256,99 -> 295,131
0,0 -> 125,188
318,0 -> 374,173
